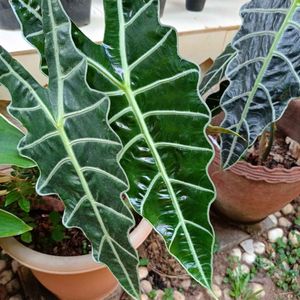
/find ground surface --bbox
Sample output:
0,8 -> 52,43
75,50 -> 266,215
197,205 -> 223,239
0,198 -> 299,300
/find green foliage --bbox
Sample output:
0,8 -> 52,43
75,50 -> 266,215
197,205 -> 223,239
224,258 -> 261,300
9,0 -> 216,293
163,288 -> 174,300
49,211 -> 65,242
0,115 -> 35,168
139,257 -> 149,267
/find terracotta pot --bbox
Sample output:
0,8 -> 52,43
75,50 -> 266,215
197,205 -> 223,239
209,145 -> 300,223
0,219 -> 152,300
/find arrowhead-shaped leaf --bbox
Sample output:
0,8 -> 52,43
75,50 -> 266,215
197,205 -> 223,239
0,115 -> 35,167
0,0 -> 140,297
11,0 -> 216,290
220,0 -> 300,168
0,209 -> 32,238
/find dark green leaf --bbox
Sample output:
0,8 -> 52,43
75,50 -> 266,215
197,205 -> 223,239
18,197 -> 30,213
0,115 -> 35,168
0,0 -> 139,297
5,190 -> 19,206
220,0 -> 300,168
11,0 -> 215,291
21,231 -> 32,243
0,209 -> 32,237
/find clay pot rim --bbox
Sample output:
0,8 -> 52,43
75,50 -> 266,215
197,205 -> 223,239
0,219 -> 152,275
212,140 -> 300,184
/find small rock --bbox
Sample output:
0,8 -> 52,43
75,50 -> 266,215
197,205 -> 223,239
223,288 -> 231,300
138,267 -> 149,280
268,228 -> 283,243
289,230 -> 300,247
8,295 -> 23,300
5,279 -> 20,295
141,294 -> 149,300
173,290 -> 185,300
242,252 -> 256,265
281,261 -> 290,270
278,217 -> 292,228
10,261 -> 19,274
274,211 -> 282,217
268,214 -> 278,226
180,279 -> 191,291
155,290 -> 164,300
0,270 -> 13,285
233,264 -> 250,277
212,284 -> 222,298
0,260 -> 7,273
240,239 -> 254,254
281,204 -> 295,215
230,248 -> 242,261
141,280 -> 152,294
253,241 -> 265,255
213,275 -> 223,286
249,283 -> 265,299
194,292 -> 205,300
282,236 -> 288,244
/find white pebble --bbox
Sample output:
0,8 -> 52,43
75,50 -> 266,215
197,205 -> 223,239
155,290 -> 164,300
141,294 -> 149,300
278,217 -> 292,228
212,284 -> 222,298
230,248 -> 242,261
173,290 -> 185,300
11,261 -> 19,273
253,242 -> 266,255
240,239 -> 254,254
233,264 -> 250,277
242,252 -> 256,265
268,214 -> 278,226
213,275 -> 223,286
268,228 -> 284,243
249,283 -> 265,299
140,280 -> 152,294
138,267 -> 149,280
180,279 -> 191,291
281,261 -> 290,270
274,211 -> 282,217
223,288 -> 231,300
289,230 -> 300,247
281,204 -> 295,215
0,270 -> 13,285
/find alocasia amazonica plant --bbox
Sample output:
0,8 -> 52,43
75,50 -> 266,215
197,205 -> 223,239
219,0 -> 300,168
2,0 -> 300,297
0,0 -> 140,297
0,0 -> 216,297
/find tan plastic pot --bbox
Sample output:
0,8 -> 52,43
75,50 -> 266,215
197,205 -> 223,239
0,219 -> 152,300
209,146 -> 300,223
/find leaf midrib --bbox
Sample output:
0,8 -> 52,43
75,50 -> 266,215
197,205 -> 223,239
223,0 -> 299,168
116,0 -> 210,288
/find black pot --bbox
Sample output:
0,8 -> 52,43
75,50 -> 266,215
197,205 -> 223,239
186,0 -> 206,12
0,0 -> 91,30
0,0 -> 20,30
160,0 -> 166,17
61,0 -> 92,27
